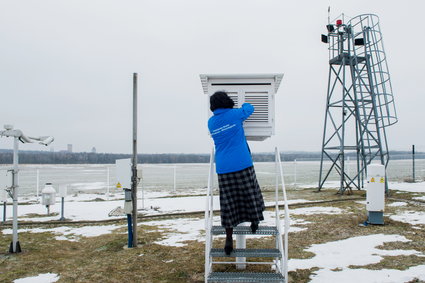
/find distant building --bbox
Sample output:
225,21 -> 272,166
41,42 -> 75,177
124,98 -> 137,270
67,144 -> 73,153
91,147 -> 97,153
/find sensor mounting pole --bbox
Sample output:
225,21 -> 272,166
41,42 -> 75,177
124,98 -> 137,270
10,137 -> 21,253
132,73 -> 138,247
0,125 -> 53,253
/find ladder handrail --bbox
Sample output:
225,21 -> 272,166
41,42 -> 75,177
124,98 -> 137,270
274,148 -> 283,275
204,147 -> 215,282
276,147 -> 290,283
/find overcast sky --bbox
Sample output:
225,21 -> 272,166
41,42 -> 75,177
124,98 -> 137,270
0,0 -> 424,154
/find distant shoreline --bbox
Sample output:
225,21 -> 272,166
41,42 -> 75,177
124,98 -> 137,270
0,149 -> 423,164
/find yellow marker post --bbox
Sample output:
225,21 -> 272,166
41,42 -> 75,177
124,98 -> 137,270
370,177 -> 375,183
380,177 -> 385,183
116,182 -> 122,189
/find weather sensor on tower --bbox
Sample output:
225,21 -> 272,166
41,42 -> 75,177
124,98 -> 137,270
200,74 -> 283,141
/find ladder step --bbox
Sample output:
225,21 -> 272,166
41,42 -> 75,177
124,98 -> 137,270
212,226 -> 279,236
208,272 -> 285,282
210,248 -> 281,258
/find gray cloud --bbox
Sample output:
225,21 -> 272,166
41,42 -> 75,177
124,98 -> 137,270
0,0 -> 424,154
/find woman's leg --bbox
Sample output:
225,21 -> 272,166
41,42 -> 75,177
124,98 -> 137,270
247,166 -> 264,233
250,221 -> 259,233
224,227 -> 233,255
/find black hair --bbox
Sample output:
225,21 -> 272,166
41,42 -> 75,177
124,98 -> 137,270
210,91 -> 235,112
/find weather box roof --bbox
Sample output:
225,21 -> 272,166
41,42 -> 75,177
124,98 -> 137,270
199,73 -> 284,95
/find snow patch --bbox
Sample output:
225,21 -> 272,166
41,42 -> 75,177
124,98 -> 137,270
291,206 -> 343,215
144,217 -> 206,247
7,194 -> 312,223
143,209 -> 309,247
389,181 -> 425,193
413,196 -> 425,201
390,211 -> 425,226
2,225 -> 123,241
14,273 -> 59,283
309,265 -> 425,283
290,234 -> 424,283
387,201 -> 407,207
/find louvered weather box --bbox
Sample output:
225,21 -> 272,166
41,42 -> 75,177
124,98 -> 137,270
200,74 -> 283,141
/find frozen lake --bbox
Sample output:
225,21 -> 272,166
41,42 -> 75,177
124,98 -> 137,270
0,159 -> 423,197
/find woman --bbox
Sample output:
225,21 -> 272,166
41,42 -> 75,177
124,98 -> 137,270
208,91 -> 265,255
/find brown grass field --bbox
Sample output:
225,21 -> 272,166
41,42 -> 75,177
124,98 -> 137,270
0,188 -> 424,282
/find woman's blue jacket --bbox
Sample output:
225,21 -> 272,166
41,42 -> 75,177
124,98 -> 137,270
208,103 -> 254,174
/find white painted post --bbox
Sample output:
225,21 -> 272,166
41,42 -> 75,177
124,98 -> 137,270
236,223 -> 247,269
106,166 -> 110,200
141,180 -> 145,209
36,169 -> 40,201
2,201 -> 5,223
173,165 -> 177,193
347,156 -> 350,176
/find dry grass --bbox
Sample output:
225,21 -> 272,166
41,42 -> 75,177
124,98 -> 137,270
0,223 -> 206,283
0,187 -> 424,282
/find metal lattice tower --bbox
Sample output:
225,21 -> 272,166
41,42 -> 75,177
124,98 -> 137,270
318,14 -> 398,194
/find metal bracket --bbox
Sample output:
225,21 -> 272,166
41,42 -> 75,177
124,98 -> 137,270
6,188 -> 13,199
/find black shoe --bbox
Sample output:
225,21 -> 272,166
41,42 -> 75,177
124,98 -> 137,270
224,237 -> 233,255
250,222 -> 259,233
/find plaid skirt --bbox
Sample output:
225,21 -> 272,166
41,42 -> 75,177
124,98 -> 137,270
218,166 -> 265,228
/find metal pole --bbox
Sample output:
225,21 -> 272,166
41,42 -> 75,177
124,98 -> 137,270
340,47 -> 346,194
10,137 -> 21,253
127,214 -> 133,248
318,66 -> 333,191
60,197 -> 65,221
131,73 -> 138,248
412,145 -> 415,182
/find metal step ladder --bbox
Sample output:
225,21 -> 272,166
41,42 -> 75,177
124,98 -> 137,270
204,147 -> 289,283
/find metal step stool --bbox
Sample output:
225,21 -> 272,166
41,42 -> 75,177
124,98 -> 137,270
205,148 -> 289,283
